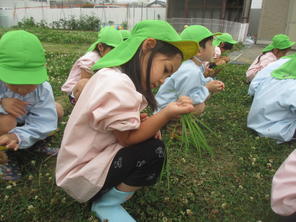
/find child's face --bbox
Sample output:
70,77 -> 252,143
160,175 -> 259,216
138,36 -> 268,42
197,39 -> 214,62
273,48 -> 290,59
97,43 -> 113,57
142,53 -> 182,89
6,84 -> 38,96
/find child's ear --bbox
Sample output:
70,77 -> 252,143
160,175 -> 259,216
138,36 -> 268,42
141,38 -> 157,54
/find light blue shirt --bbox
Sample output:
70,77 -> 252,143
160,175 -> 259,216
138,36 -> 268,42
0,81 -> 58,148
155,60 -> 213,111
247,58 -> 296,143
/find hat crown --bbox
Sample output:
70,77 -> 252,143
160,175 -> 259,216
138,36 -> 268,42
272,34 -> 291,48
131,20 -> 181,42
180,25 -> 213,43
98,26 -> 123,47
0,30 -> 45,69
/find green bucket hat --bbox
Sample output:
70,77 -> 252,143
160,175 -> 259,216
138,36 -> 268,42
180,25 -> 221,43
120,30 -> 131,41
0,30 -> 48,85
87,26 -> 123,52
92,20 -> 199,70
262,34 -> 295,53
271,53 -> 296,79
213,33 -> 238,46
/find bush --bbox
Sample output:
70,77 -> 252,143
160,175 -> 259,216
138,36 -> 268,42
16,16 -> 101,31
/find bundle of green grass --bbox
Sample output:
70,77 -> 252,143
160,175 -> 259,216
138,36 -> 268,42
180,113 -> 213,155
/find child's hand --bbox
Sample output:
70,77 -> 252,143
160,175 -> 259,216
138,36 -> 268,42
204,67 -> 215,77
0,133 -> 19,151
80,68 -> 93,79
206,80 -> 225,93
73,79 -> 89,100
1,98 -> 28,118
215,57 -> 228,66
165,96 -> 194,119
221,56 -> 230,63
193,103 -> 206,116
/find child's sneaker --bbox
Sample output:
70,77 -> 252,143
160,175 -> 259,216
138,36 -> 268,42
0,159 -> 22,181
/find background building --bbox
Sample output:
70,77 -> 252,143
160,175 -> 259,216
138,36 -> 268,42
256,0 -> 296,46
166,0 -> 252,41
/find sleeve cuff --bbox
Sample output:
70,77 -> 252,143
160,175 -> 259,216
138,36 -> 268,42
8,129 -> 24,149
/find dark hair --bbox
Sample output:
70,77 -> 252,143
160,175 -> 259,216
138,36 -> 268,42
255,52 -> 267,64
121,40 -> 182,111
221,42 -> 234,50
199,36 -> 214,48
256,47 -> 290,64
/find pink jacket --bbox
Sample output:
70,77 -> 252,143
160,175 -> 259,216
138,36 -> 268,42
56,68 -> 147,202
61,51 -> 100,95
246,51 -> 277,82
272,149 -> 296,216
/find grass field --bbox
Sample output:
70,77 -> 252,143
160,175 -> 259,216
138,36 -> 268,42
0,28 -> 295,222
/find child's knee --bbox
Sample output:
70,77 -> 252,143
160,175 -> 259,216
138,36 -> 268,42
0,114 -> 17,135
55,102 -> 64,121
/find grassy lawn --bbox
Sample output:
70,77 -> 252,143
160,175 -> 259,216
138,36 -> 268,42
1,29 -> 295,222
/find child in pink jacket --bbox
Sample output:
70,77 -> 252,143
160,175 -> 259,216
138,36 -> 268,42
272,148 -> 296,221
246,34 -> 294,82
56,20 -> 199,222
61,26 -> 122,104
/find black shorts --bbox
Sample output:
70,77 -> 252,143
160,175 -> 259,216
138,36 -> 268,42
91,138 -> 166,201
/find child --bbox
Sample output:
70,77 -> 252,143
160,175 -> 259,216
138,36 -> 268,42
247,53 -> 296,143
0,30 -> 58,180
155,25 -> 225,112
211,32 -> 237,66
271,149 -> 296,222
61,26 -> 122,103
246,34 -> 295,82
55,20 -> 199,222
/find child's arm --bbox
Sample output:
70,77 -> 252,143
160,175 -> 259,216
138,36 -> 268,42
113,96 -> 194,146
272,149 -> 296,216
80,68 -> 93,79
0,98 -> 28,117
8,82 -> 58,149
173,64 -> 212,105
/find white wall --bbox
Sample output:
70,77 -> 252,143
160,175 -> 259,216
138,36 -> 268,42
1,7 -> 166,29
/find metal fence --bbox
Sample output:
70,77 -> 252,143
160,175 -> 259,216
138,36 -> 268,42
168,17 -> 249,42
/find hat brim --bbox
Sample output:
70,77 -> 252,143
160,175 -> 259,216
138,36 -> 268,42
263,41 -> 296,52
87,40 -> 120,52
0,66 -> 48,84
213,39 -> 221,47
262,44 -> 273,53
168,40 -> 199,60
92,37 -> 199,70
227,39 -> 238,44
